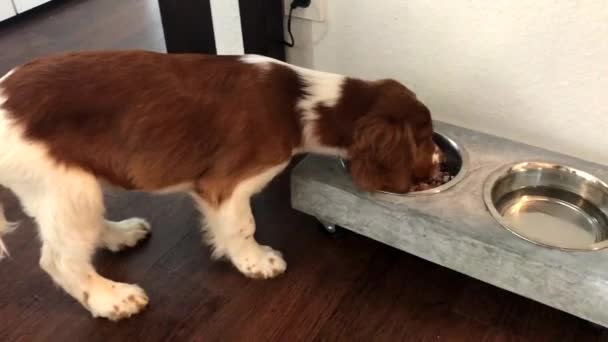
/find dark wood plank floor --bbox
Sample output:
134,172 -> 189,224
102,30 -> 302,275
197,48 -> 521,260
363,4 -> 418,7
0,1 -> 607,340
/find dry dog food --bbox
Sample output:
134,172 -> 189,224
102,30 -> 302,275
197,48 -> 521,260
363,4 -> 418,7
410,164 -> 454,192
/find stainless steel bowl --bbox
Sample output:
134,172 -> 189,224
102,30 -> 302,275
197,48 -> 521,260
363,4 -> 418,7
483,161 -> 608,251
341,132 -> 468,196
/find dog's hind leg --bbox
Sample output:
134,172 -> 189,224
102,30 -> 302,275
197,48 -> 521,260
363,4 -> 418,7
19,168 -> 148,321
0,203 -> 18,259
0,109 -> 147,321
100,218 -> 151,252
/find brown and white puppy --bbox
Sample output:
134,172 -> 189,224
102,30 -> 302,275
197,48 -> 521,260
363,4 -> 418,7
0,50 -> 440,320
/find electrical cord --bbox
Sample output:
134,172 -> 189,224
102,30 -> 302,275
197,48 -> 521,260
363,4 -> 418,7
283,2 -> 297,47
283,0 -> 310,47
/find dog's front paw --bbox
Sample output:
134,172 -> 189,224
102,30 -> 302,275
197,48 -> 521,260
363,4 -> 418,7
232,244 -> 286,279
85,280 -> 149,321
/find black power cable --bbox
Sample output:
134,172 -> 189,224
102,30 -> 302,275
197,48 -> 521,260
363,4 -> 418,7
283,0 -> 311,47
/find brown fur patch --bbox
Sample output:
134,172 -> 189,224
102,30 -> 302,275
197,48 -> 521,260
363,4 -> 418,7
1,51 -> 304,205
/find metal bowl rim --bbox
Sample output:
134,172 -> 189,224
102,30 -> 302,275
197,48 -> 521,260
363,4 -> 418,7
482,160 -> 608,252
340,132 -> 469,197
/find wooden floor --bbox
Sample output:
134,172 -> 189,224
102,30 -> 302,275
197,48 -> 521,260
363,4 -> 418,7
0,1 -> 606,341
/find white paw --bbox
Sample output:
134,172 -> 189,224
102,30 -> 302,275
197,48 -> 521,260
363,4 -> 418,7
103,218 -> 151,252
84,280 -> 149,321
232,244 -> 287,279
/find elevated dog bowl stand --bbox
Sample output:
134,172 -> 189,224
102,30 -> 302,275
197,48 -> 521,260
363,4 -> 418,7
290,122 -> 608,327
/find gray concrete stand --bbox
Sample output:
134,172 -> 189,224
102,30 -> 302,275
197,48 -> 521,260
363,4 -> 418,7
291,122 -> 608,327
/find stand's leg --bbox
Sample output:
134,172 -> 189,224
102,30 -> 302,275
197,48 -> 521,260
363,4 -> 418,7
318,218 -> 337,234
316,217 -> 347,239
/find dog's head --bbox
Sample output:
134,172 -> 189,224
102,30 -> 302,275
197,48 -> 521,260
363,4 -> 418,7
349,79 -> 442,193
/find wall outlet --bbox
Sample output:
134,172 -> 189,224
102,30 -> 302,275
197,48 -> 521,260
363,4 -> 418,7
284,0 -> 326,22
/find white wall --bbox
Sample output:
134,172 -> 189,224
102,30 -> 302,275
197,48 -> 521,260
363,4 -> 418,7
286,1 -> 608,165
13,0 -> 51,13
0,1 -> 17,22
209,0 -> 244,55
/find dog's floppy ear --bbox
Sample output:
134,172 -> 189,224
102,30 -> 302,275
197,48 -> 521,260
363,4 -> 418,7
349,112 -> 415,193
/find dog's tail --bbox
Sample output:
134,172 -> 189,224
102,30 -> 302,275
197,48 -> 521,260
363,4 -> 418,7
0,203 -> 18,260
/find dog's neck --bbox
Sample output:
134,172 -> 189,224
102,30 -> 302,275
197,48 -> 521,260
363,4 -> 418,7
240,55 -> 377,159
294,76 -> 378,159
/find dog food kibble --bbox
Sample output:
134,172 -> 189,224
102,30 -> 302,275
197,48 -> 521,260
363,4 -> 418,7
410,164 -> 454,192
